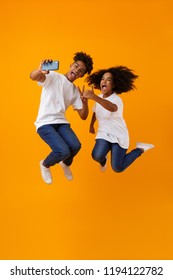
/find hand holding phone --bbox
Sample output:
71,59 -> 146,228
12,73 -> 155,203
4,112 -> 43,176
42,60 -> 59,71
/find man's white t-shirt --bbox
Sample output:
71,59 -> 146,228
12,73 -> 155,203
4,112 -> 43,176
93,93 -> 129,149
35,71 -> 83,130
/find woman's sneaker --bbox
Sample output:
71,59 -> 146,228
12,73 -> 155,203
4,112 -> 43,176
136,142 -> 154,152
59,161 -> 73,181
40,160 -> 52,184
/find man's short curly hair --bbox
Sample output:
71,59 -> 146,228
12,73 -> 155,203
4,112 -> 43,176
85,66 -> 138,94
73,52 -> 93,74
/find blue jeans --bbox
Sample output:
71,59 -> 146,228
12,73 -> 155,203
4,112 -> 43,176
37,124 -> 81,167
92,139 -> 143,172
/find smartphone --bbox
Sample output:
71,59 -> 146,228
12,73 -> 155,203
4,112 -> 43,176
42,60 -> 59,71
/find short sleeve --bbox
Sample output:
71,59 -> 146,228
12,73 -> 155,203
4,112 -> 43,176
72,87 -> 83,110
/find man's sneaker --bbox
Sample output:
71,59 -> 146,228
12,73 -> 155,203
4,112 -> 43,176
100,155 -> 108,172
136,142 -> 154,152
40,160 -> 52,184
59,161 -> 73,181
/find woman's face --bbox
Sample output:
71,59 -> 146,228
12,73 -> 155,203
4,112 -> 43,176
100,72 -> 114,96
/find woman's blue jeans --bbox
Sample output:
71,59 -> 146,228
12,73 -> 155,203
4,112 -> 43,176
92,139 -> 143,172
37,124 -> 81,168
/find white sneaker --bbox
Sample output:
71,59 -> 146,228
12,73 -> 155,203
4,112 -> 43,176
100,155 -> 108,172
59,161 -> 73,181
136,142 -> 154,152
39,160 -> 52,184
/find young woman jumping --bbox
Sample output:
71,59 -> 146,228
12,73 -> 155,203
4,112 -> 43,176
83,66 -> 154,172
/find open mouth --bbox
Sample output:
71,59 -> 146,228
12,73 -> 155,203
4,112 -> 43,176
71,71 -> 76,78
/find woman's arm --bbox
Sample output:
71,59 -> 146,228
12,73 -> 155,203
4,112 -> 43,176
83,88 -> 117,112
89,112 -> 96,134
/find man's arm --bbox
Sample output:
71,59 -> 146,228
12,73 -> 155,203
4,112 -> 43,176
76,99 -> 89,120
76,85 -> 89,120
89,112 -> 96,134
30,60 -> 51,82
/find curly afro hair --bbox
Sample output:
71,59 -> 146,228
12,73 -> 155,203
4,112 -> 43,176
85,66 -> 138,94
73,52 -> 93,74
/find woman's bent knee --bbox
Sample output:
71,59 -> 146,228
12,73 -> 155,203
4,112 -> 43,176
112,165 -> 124,173
92,151 -> 103,162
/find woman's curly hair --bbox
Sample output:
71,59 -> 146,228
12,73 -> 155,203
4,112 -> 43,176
85,66 -> 138,94
73,52 -> 93,74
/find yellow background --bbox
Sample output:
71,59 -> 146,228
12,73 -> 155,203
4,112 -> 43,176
1,0 -> 173,259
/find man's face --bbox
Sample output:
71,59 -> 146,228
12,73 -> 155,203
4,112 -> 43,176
66,60 -> 87,82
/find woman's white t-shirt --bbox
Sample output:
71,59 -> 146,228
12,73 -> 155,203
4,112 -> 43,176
35,72 -> 83,130
93,93 -> 129,149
